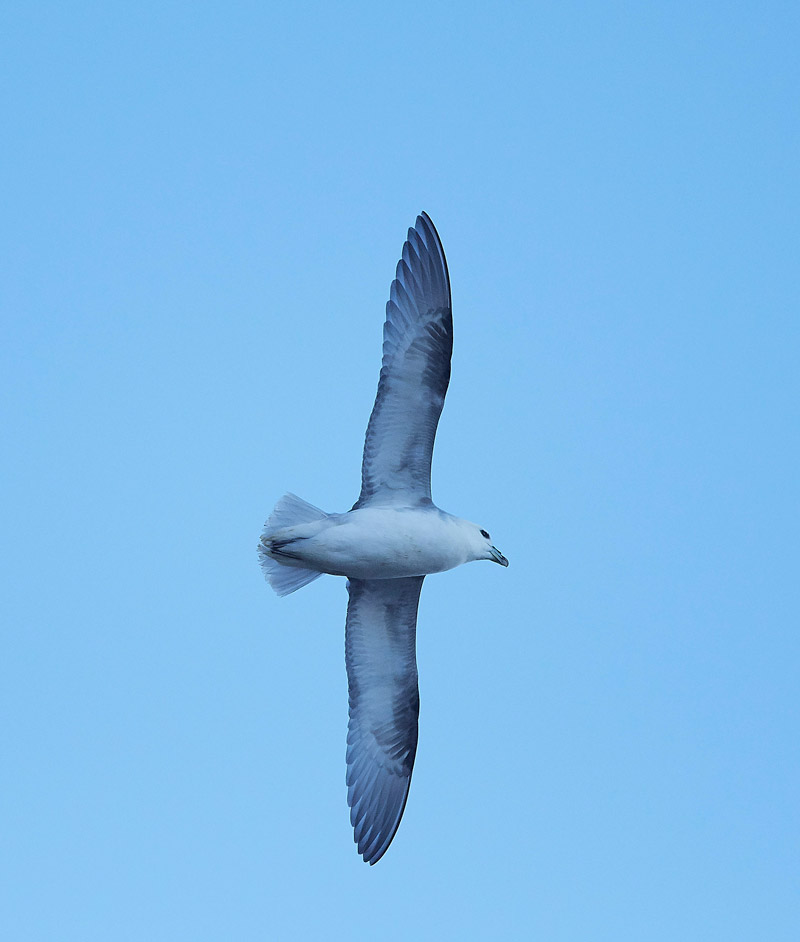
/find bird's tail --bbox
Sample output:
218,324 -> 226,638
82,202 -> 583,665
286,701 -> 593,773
258,493 -> 330,596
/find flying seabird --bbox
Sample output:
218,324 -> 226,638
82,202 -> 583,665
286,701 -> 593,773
259,212 -> 508,864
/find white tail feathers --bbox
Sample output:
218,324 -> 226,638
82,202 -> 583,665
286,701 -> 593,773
258,493 -> 330,597
260,558 -> 323,596
266,492 -> 329,530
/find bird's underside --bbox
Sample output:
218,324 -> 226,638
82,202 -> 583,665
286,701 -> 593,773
340,213 -> 453,862
259,213 -> 505,864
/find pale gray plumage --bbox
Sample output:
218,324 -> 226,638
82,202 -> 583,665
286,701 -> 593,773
352,213 -> 452,509
258,212 -> 507,865
345,576 -> 423,863
344,214 -> 451,862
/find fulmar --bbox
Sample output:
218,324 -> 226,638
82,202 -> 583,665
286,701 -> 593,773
259,212 -> 508,864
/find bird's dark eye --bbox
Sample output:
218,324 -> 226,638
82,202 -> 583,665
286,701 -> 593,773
480,529 -> 490,539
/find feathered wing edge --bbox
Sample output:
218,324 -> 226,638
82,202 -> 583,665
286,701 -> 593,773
344,576 -> 424,863
353,213 -> 453,508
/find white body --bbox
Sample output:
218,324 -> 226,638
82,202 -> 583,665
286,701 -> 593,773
267,506 -> 478,580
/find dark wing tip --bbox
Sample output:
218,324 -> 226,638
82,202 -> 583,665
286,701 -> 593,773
349,765 -> 414,864
417,211 -> 441,248
356,777 -> 414,865
414,212 -> 450,300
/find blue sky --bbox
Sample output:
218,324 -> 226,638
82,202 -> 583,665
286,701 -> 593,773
2,2 -> 798,939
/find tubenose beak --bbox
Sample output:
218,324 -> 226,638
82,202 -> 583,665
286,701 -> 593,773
489,546 -> 509,567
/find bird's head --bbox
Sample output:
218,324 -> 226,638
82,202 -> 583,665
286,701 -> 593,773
465,522 -> 508,567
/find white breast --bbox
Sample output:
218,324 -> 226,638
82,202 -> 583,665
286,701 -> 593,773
296,507 -> 470,579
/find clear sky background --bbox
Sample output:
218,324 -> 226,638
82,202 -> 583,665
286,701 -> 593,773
2,3 -> 798,940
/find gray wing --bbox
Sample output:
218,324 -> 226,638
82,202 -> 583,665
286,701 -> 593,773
353,213 -> 452,509
344,576 -> 424,864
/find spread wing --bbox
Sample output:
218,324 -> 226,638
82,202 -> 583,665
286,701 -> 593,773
353,213 -> 452,509
344,576 -> 424,864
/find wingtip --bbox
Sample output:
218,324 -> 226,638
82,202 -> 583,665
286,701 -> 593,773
359,831 -> 394,865
413,212 -> 450,301
418,210 -> 436,235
